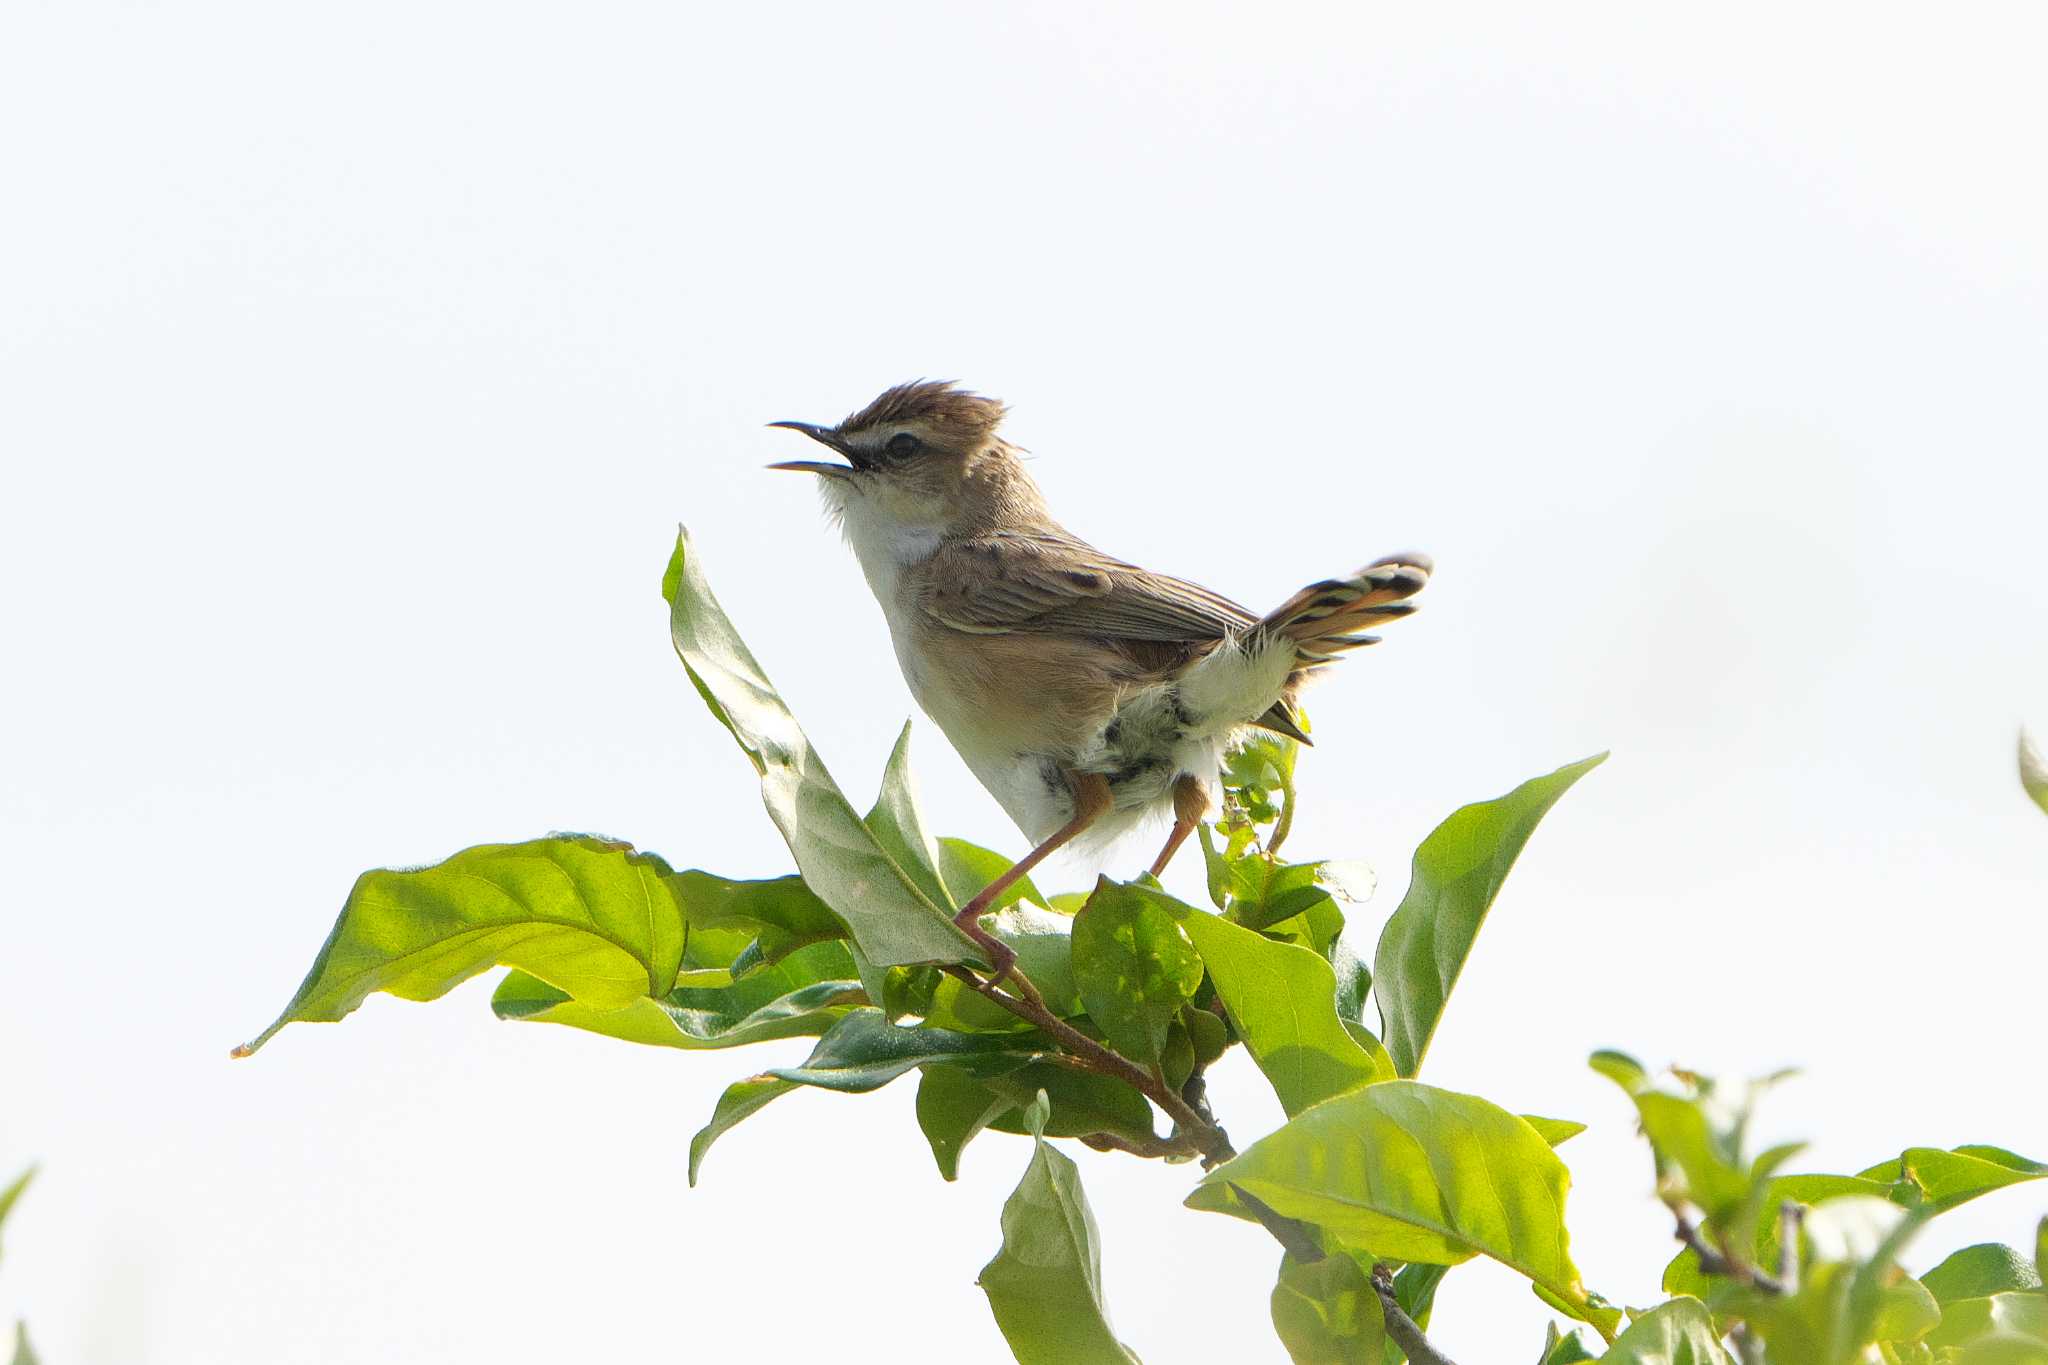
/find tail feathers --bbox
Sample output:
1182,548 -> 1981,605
1261,552 -> 1432,660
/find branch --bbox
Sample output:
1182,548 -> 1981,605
1229,1183 -> 1324,1263
1372,1263 -> 1459,1365
940,964 -> 1236,1167
1672,1206 -> 1784,1295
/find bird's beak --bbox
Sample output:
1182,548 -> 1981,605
767,421 -> 862,476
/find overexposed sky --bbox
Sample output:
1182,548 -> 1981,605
3,4 -> 2045,1361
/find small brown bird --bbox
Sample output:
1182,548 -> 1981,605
772,381 -> 1428,973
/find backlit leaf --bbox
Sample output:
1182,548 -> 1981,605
1270,1251 -> 1385,1364
865,720 -> 955,911
1857,1146 -> 2048,1214
664,527 -> 976,968
236,835 -> 686,1056
978,1094 -> 1142,1364
1189,1081 -> 1599,1325
1922,1245 -> 2044,1306
1598,1297 -> 1735,1364
1374,754 -> 1606,1077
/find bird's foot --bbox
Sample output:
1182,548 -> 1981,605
953,902 -> 1017,987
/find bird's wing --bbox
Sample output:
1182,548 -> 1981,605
918,531 -> 1257,641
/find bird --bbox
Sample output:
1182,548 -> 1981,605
770,380 -> 1429,975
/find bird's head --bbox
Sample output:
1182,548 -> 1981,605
770,381 -> 1042,535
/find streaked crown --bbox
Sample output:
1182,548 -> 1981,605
838,380 -> 1007,450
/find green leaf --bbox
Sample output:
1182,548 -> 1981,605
2021,728 -> 2048,817
1522,1116 -> 1589,1147
917,1064 -> 1016,1181
490,940 -> 863,1048
0,1166 -> 34,1265
12,1323 -> 38,1365
1383,1263 -> 1449,1362
1857,1146 -> 2048,1214
985,1066 -> 1157,1146
235,835 -> 688,1056
663,527 -> 976,968
916,1063 -> 1159,1181
1538,1321 -> 1599,1364
1127,881 -> 1391,1114
939,837 -> 1048,912
1189,1080 -> 1598,1324
865,720 -> 956,911
977,1093 -> 1143,1364
669,871 -> 845,968
1598,1297 -> 1735,1364
766,1008 -> 1040,1093
687,1073 -> 797,1186
1071,879 -> 1205,1066
1270,1251 -> 1385,1364
1374,754 -> 1606,1077
1927,1294 -> 2048,1350
1922,1245 -> 2042,1306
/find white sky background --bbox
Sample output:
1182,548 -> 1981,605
3,3 -> 2045,1360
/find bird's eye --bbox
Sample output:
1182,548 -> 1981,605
884,432 -> 924,460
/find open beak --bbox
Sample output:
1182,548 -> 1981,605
767,421 -> 861,476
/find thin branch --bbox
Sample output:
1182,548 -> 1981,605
1371,1263 -> 1459,1365
1079,1131 -> 1198,1160
1229,1183 -> 1324,1263
1673,1206 -> 1784,1295
939,964 -> 1236,1167
1777,1201 -> 1803,1294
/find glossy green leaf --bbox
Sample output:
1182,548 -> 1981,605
1598,1297 -> 1735,1364
865,720 -> 956,911
938,837 -> 1048,912
664,527 -> 976,968
1923,1245 -> 2045,1305
1538,1321 -> 1599,1364
1374,754 -> 1606,1077
1071,879 -> 1204,1066
1270,1251 -> 1385,1364
1857,1146 -> 2048,1214
2021,728 -> 2048,817
1927,1294 -> 2048,1350
1189,1080 -> 1598,1323
978,1093 -> 1142,1364
236,835 -> 687,1056
687,1073 -> 797,1186
917,1064 -> 1017,1181
766,1008 -> 1040,1092
1126,881 -> 1391,1114
490,939 -> 863,1048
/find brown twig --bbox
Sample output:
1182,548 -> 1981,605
940,964 -> 1236,1167
1371,1263 -> 1459,1365
1777,1201 -> 1803,1294
1230,1184 -> 1324,1263
1673,1206 -> 1784,1295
